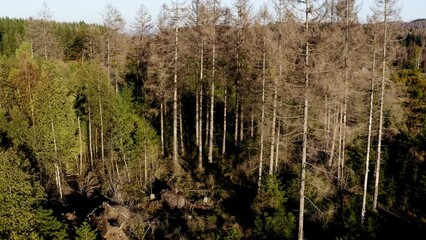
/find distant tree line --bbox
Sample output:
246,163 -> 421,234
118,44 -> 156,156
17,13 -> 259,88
0,0 -> 425,239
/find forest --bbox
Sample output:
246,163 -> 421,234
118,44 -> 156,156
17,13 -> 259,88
0,0 -> 425,239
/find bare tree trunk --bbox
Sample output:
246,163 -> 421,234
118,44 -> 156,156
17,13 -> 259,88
98,85 -> 105,171
299,2 -> 310,239
179,100 -> 185,155
374,3 -> 388,211
239,105 -> 244,142
109,134 -> 115,181
208,80 -> 215,163
205,98 -> 210,147
234,93 -> 239,146
337,105 -> 343,181
258,50 -> 266,187
78,116 -> 83,175
123,154 -> 130,183
107,36 -> 111,84
115,162 -> 121,183
325,94 -> 329,148
198,43 -> 204,170
275,120 -> 281,173
49,104 -> 57,154
139,153 -> 143,187
88,107 -> 94,169
115,68 -> 119,94
113,146 -> 121,185
326,97 -> 332,149
196,84 -> 199,149
55,163 -> 63,199
94,129 -> 98,159
144,141 -> 148,186
199,83 -> 204,169
341,0 -> 350,184
222,87 -> 227,156
299,72 -> 308,240
250,108 -> 254,139
160,98 -> 165,157
173,24 -> 179,168
208,33 -> 216,164
108,137 -> 116,192
362,28 -> 377,224
328,112 -> 338,167
49,102 -> 62,199
269,75 -> 279,175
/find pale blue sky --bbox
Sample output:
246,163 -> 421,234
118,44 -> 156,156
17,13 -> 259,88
0,0 -> 423,26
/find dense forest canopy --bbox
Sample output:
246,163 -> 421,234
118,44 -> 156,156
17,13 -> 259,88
0,0 -> 425,239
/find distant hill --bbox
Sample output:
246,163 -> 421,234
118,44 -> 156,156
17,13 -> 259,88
406,19 -> 426,30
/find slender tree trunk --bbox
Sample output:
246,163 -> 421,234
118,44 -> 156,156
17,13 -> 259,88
139,153 -> 143,187
208,80 -> 215,163
113,143 -> 121,184
328,113 -> 338,168
250,108 -> 254,139
108,136 -> 115,192
205,98 -> 210,147
49,102 -> 58,156
109,133 -> 115,181
78,116 -> 83,175
196,84 -> 199,149
362,28 -> 377,224
240,105 -> 244,142
222,87 -> 227,156
115,162 -> 121,183
107,36 -> 111,83
98,85 -> 105,171
198,43 -> 204,170
341,0 -> 350,184
199,83 -> 204,169
337,105 -> 343,181
269,72 -> 279,175
208,32 -> 216,164
326,97 -> 332,150
88,107 -> 94,169
374,4 -> 388,211
325,94 -> 329,148
299,2 -> 310,239
258,49 -> 266,187
235,78 -> 239,146
55,163 -> 63,199
275,120 -> 281,173
123,154 -> 130,183
179,100 -> 185,155
144,140 -> 148,186
160,98 -> 165,157
173,24 -> 179,168
94,129 -> 98,159
299,70 -> 308,240
49,102 -> 62,199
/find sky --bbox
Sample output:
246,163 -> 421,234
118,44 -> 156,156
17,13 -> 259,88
0,0 -> 424,27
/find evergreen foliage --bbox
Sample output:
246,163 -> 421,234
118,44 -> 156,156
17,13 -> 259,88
0,1 -> 425,239
75,222 -> 98,240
